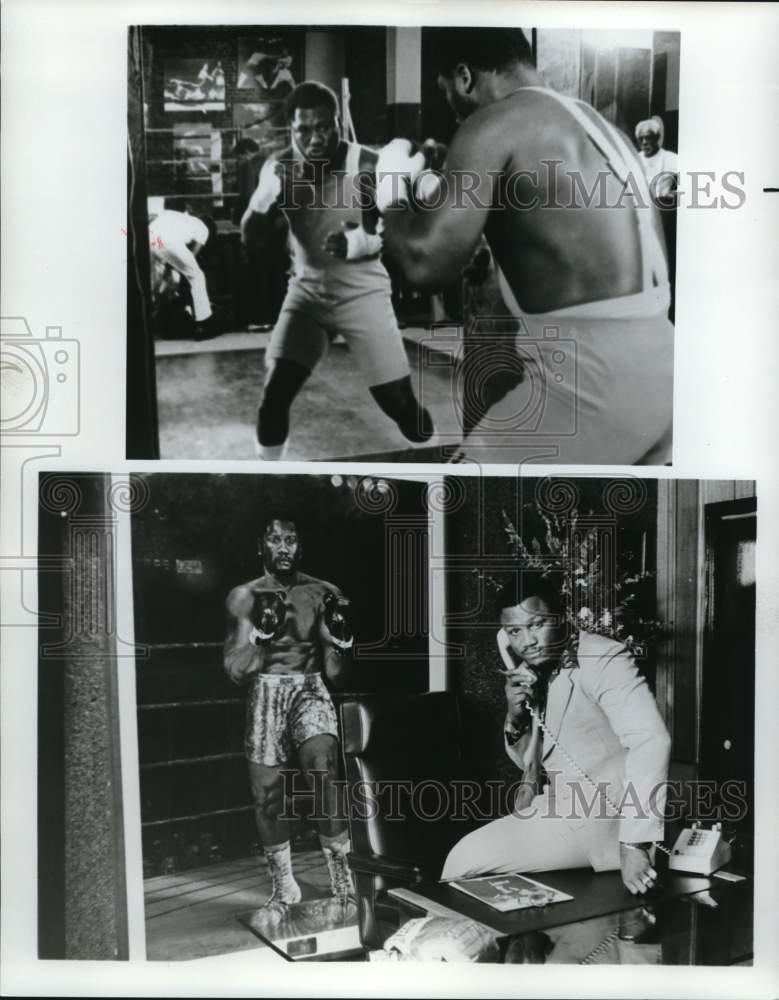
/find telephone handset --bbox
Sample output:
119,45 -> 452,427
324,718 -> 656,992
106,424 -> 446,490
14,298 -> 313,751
496,629 -> 734,877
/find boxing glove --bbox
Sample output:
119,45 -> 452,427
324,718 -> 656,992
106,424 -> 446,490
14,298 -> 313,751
323,591 -> 353,652
343,223 -> 383,259
376,139 -> 426,212
249,590 -> 287,645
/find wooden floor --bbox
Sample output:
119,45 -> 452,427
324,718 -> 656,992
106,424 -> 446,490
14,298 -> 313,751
156,329 -> 460,461
144,849 -> 333,961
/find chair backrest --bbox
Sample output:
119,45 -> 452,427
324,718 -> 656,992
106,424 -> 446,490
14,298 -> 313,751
340,692 -> 472,874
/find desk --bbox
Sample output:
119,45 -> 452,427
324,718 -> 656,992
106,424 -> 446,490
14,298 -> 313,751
385,870 -> 752,965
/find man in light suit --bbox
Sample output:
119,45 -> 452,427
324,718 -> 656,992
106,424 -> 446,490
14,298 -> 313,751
441,572 -> 671,895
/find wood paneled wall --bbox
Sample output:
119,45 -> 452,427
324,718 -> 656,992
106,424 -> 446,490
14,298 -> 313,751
655,480 -> 756,770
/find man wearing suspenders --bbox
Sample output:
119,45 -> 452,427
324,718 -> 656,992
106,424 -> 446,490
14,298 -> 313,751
378,28 -> 674,466
241,81 -> 434,460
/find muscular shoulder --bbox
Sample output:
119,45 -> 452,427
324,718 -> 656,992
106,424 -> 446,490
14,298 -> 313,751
225,581 -> 257,615
466,90 -> 590,169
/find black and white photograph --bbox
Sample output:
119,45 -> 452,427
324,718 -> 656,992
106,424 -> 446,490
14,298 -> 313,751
236,34 -> 301,97
163,58 -> 227,112
127,26 -> 680,465
36,472 -> 755,966
2,1 -> 778,997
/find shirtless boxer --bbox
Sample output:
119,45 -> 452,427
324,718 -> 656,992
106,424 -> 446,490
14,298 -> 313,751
241,80 -> 433,460
224,516 -> 354,903
378,28 -> 673,465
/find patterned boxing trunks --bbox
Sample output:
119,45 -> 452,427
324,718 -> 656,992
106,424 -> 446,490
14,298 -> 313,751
244,672 -> 338,767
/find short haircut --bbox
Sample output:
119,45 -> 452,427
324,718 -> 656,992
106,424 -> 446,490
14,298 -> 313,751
497,570 -> 565,617
430,27 -> 535,78
285,80 -> 339,123
258,515 -> 299,540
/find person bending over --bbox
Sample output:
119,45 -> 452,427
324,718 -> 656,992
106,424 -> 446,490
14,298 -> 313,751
149,208 -> 219,340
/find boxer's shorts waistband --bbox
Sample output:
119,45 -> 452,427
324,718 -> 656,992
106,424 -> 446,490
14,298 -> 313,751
499,266 -> 671,324
254,671 -> 317,686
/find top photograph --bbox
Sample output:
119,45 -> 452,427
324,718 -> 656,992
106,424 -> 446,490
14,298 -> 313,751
127,25 -> 680,466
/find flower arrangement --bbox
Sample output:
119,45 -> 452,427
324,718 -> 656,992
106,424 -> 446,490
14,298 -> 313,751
488,505 -> 665,660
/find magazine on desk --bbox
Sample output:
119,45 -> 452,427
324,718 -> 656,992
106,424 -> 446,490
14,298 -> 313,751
450,874 -> 574,912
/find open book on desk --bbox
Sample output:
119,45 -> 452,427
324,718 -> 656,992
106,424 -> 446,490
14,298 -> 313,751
450,873 -> 573,912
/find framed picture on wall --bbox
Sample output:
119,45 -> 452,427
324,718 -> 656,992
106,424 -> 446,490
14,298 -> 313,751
163,59 -> 226,112
236,34 -> 302,97
232,102 -> 289,153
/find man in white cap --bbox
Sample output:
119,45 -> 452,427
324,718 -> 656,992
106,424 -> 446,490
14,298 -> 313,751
635,116 -> 679,206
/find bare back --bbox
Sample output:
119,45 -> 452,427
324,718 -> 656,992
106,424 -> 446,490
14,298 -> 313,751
444,88 -> 667,313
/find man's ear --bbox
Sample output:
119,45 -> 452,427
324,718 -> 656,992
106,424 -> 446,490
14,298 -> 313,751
455,62 -> 475,94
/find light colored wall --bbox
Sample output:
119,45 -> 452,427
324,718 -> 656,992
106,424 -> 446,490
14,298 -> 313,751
386,27 -> 421,104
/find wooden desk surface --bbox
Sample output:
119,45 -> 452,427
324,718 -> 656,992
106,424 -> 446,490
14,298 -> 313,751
390,868 -> 727,938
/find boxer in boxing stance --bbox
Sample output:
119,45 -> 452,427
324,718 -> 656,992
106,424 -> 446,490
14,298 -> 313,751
224,516 -> 355,903
241,80 -> 434,459
377,28 -> 674,465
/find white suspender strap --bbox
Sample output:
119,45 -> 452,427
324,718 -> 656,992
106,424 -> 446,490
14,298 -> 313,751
519,87 -> 668,289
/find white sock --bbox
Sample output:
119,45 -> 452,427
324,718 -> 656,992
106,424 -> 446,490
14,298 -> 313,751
319,830 -> 355,897
263,840 -> 302,904
254,440 -> 287,461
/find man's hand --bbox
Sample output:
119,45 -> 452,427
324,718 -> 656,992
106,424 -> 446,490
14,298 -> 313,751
248,591 -> 287,645
505,671 -> 536,725
421,138 -> 448,172
320,592 -> 353,654
322,221 -> 382,261
322,222 -> 351,259
620,843 -> 658,895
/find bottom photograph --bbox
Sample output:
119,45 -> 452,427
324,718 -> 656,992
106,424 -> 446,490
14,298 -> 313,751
37,472 -> 756,966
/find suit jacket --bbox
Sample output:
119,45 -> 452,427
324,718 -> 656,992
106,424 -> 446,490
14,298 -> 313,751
505,631 -> 671,870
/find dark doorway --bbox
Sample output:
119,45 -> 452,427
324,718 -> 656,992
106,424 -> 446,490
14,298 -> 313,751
700,497 -> 757,869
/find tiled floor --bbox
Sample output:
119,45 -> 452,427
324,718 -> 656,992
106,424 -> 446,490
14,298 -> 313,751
155,330 -> 462,461
144,849 -> 333,962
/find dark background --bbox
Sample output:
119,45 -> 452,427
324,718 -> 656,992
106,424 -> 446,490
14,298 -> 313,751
445,476 -> 658,797
130,472 -> 430,875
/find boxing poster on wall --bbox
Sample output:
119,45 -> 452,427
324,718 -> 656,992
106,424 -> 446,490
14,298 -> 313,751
233,102 -> 289,153
236,35 -> 301,97
164,59 -> 227,112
